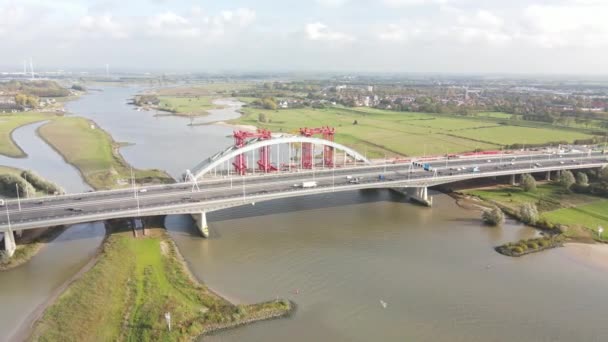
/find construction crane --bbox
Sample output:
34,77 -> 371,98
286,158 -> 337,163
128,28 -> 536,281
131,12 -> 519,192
232,129 -> 276,175
299,126 -> 335,168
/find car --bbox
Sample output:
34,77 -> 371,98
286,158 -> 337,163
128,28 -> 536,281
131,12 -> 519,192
534,163 -> 542,167
139,188 -> 148,193
75,197 -> 82,200
0,199 -> 4,207
487,160 -> 492,163
36,200 -> 44,204
67,208 -> 83,212
559,161 -> 565,164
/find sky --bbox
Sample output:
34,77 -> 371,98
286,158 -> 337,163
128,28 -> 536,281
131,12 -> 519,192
1,0 -> 608,74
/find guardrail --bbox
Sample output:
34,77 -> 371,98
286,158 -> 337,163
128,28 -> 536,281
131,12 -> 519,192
1,160 -> 605,232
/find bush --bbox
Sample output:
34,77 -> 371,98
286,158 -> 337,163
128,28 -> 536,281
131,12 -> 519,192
521,174 -> 536,192
527,242 -> 539,249
538,239 -> 550,247
482,206 -> 505,226
559,170 -> 576,191
0,174 -> 35,198
21,170 -> 64,195
519,203 -> 539,225
576,172 -> 589,187
510,246 -> 524,254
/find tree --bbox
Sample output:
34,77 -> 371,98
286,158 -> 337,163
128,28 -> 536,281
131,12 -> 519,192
576,172 -> 589,187
519,203 -> 539,225
258,113 -> 268,123
261,97 -> 277,110
521,174 -> 536,192
559,170 -> 575,191
482,206 -> 505,226
353,120 -> 358,125
600,167 -> 608,183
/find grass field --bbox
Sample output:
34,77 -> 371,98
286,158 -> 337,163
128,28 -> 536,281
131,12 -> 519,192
155,82 -> 256,96
37,117 -> 172,189
543,200 -> 608,239
465,183 -> 608,237
30,222 -> 292,341
0,113 -> 57,157
233,106 -> 597,158
158,96 -> 220,116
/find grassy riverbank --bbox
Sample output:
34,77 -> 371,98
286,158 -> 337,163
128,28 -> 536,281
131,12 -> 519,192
157,96 -> 221,116
464,183 -> 608,239
0,113 -> 59,157
231,106 -> 595,158
29,219 -> 293,341
0,227 -> 67,271
37,117 -> 173,189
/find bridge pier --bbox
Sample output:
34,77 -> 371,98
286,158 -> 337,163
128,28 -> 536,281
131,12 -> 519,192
2,230 -> 16,257
392,187 -> 432,207
190,212 -> 210,238
510,174 -> 517,186
546,171 -> 551,181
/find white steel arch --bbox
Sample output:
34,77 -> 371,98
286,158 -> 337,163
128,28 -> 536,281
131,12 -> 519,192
189,136 -> 371,180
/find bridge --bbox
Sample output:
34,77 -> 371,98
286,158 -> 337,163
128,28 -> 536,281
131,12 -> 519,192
1,128 -> 606,257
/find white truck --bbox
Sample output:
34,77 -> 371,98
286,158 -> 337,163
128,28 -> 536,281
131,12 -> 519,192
294,181 -> 318,188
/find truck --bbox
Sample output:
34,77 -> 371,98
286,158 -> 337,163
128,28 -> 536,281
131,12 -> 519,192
294,181 -> 318,188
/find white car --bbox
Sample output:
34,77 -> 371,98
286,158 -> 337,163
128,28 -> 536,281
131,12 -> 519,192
139,188 -> 148,193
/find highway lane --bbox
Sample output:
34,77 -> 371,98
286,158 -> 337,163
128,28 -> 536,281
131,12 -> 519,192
6,151 -> 604,211
0,154 -> 606,228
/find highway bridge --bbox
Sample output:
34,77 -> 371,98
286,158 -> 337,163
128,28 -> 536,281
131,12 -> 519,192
1,133 -> 606,256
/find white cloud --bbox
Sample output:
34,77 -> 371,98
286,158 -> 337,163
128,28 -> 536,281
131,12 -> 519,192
316,0 -> 350,7
383,0 -> 448,7
79,14 -> 127,39
523,2 -> 608,47
305,22 -> 355,42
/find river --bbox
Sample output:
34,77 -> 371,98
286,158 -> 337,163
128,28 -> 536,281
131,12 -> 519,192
2,87 -> 608,341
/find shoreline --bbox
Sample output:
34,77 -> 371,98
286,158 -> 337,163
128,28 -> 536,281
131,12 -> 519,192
11,225 -> 109,342
561,242 -> 608,272
0,226 -> 68,272
26,220 -> 294,340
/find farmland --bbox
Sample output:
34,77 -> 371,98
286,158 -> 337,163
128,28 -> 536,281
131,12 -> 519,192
232,106 -> 597,158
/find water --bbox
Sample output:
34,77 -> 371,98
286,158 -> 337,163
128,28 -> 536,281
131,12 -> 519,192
165,192 -> 608,342
2,86 -> 608,341
65,88 -> 239,179
0,222 -> 105,341
0,121 -> 91,193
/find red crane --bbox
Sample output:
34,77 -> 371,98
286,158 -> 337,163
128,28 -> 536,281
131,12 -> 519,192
232,129 -> 276,175
299,126 -> 336,169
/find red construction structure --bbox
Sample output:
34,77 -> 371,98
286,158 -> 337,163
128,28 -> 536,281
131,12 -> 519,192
232,129 -> 276,175
299,126 -> 336,169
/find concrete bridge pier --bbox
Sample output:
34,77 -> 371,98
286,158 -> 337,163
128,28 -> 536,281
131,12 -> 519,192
546,171 -> 552,181
510,174 -> 517,186
392,187 -> 432,207
2,230 -> 16,257
190,212 -> 210,238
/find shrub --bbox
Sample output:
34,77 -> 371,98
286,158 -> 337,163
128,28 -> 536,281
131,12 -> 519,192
482,206 -> 505,226
538,239 -> 550,247
519,203 -> 539,225
576,172 -> 589,187
510,246 -> 524,254
559,170 -> 576,191
527,242 -> 539,249
21,170 -> 64,195
521,174 -> 536,192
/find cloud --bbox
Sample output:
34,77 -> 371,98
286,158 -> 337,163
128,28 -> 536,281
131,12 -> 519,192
147,11 -> 200,38
315,0 -> 351,7
522,2 -> 608,47
383,0 -> 448,7
79,14 -> 128,39
305,22 -> 355,42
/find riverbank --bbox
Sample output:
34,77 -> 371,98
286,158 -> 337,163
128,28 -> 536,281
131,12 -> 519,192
0,113 -> 61,158
36,116 -> 173,189
28,218 -> 293,341
0,226 -> 67,271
